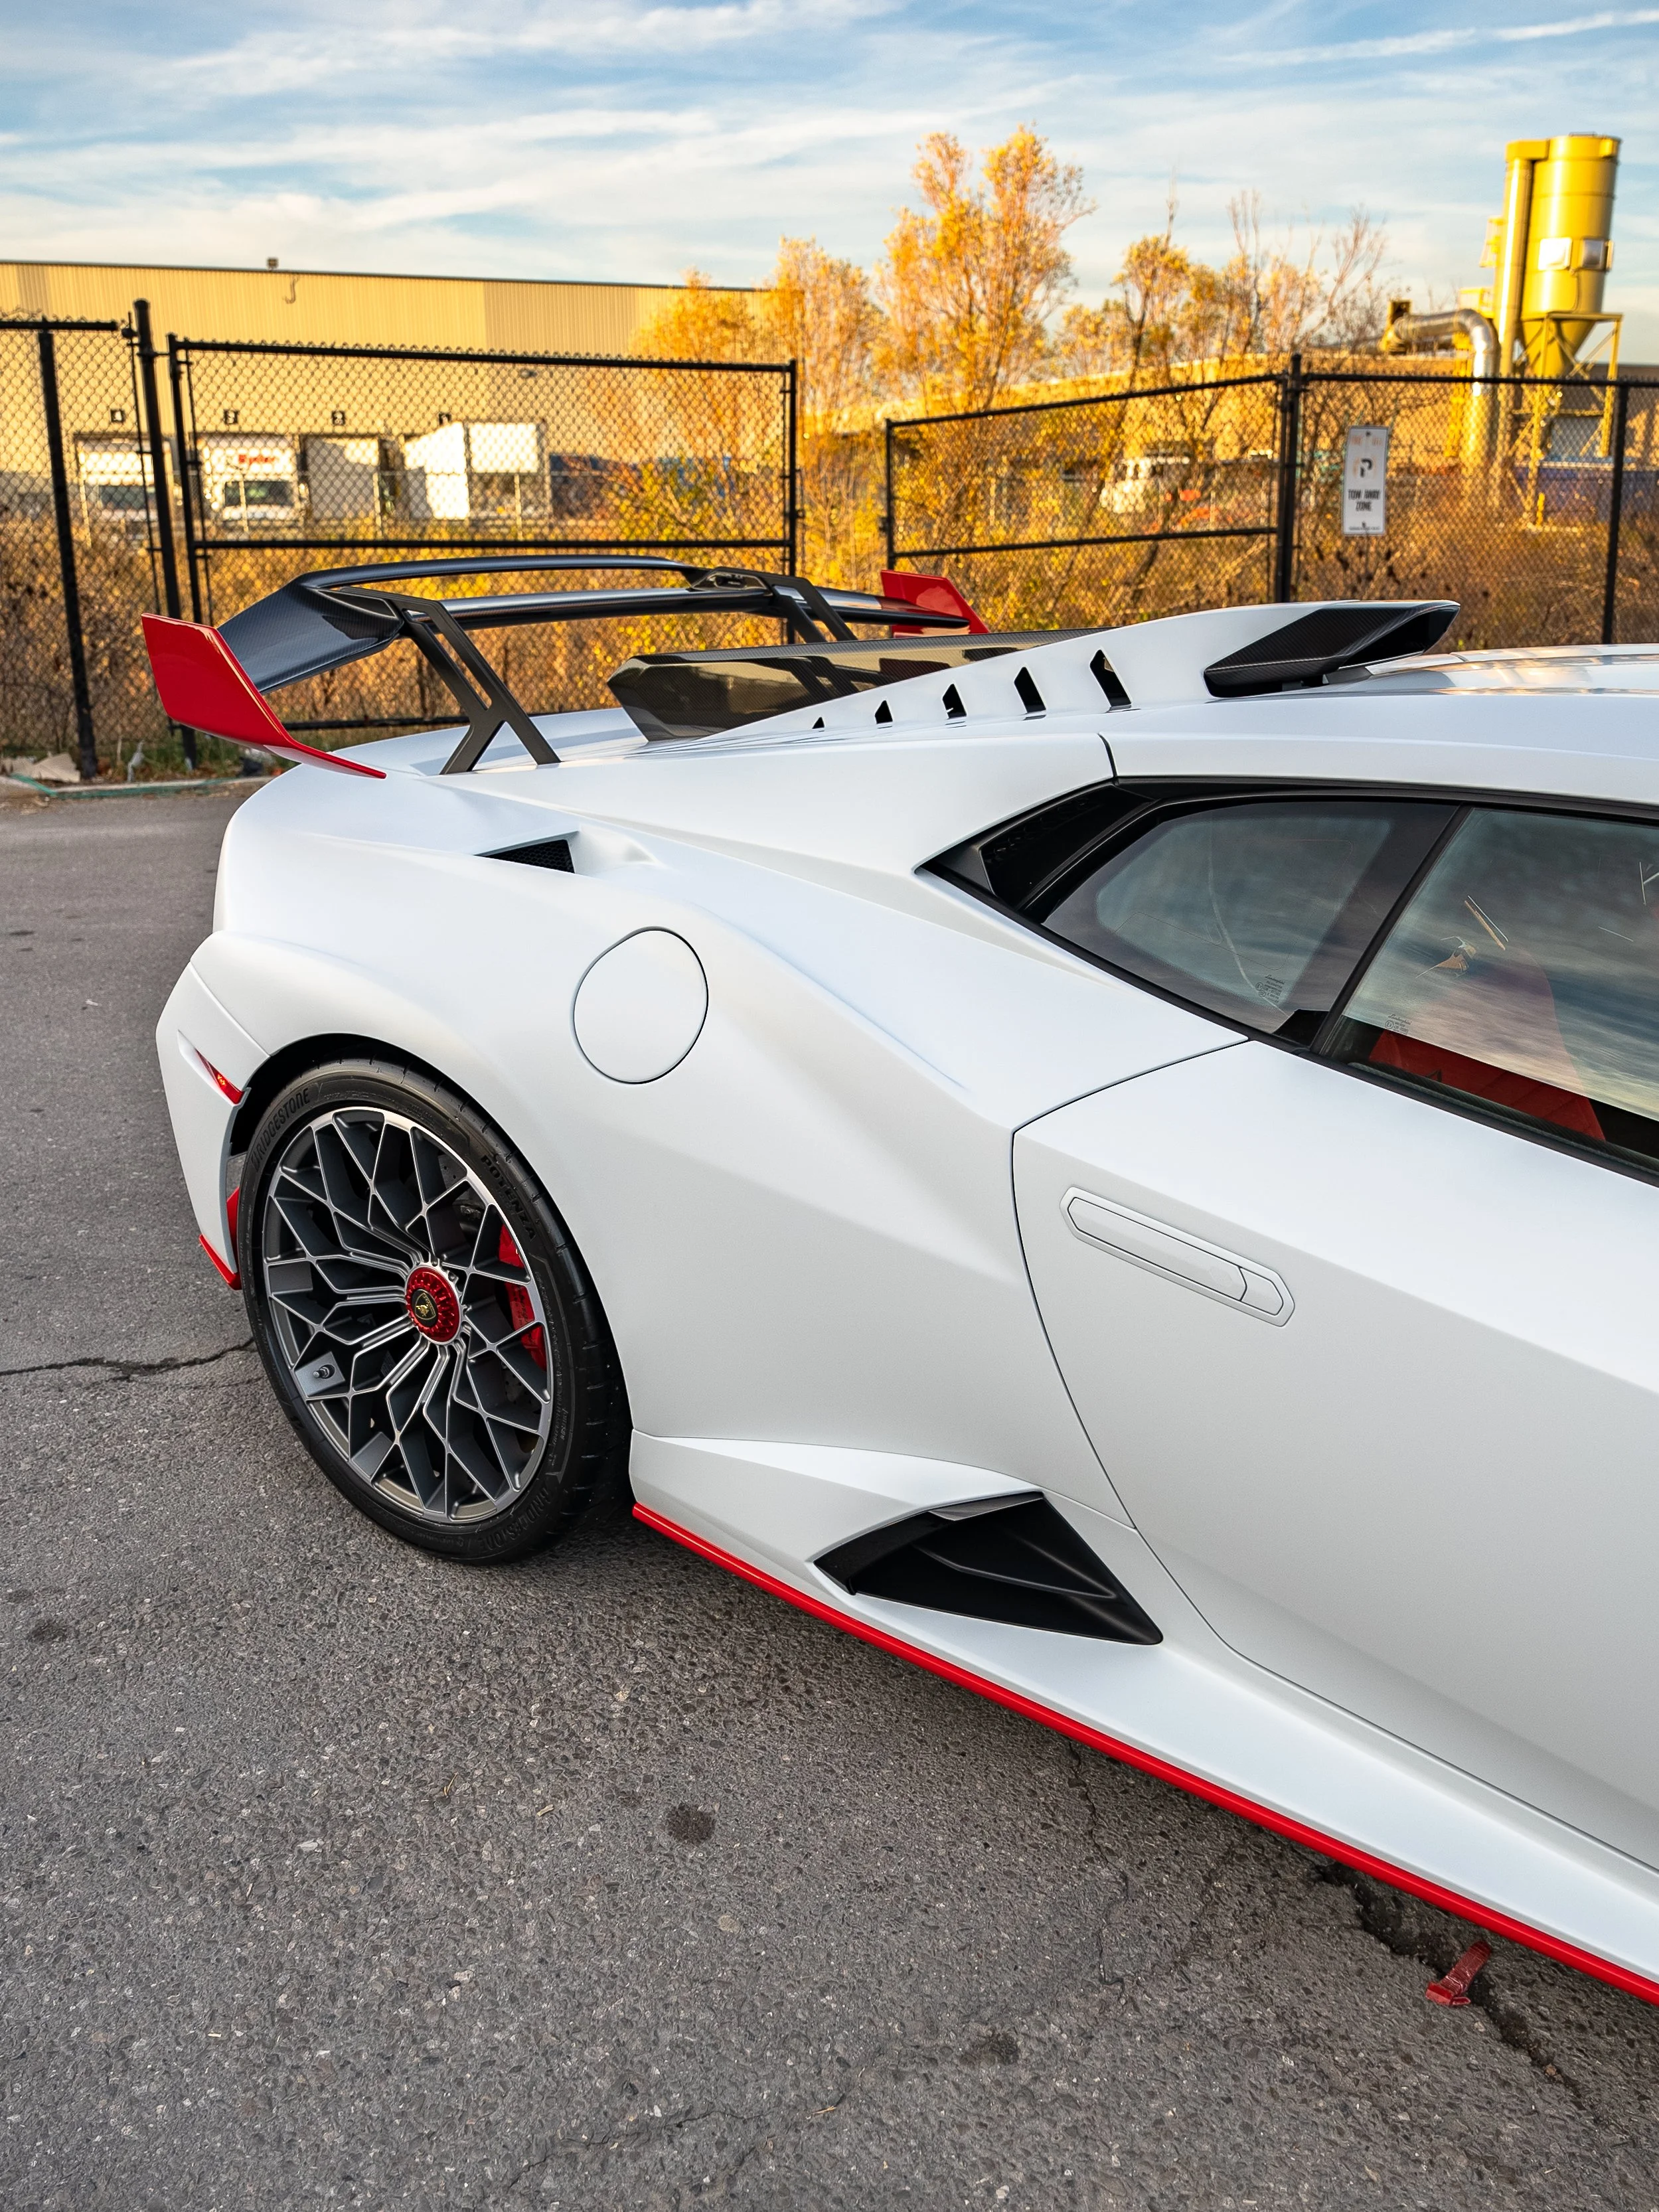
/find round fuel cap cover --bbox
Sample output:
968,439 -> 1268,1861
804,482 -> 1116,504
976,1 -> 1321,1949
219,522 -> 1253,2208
572,929 -> 708,1083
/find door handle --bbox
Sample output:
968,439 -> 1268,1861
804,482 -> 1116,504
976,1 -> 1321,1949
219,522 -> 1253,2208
1062,1189 -> 1293,1325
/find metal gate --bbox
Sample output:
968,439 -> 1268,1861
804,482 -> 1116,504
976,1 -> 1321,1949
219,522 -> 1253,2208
0,314 -> 162,779
885,356 -> 1659,651
1,307 -> 798,776
165,333 -> 799,742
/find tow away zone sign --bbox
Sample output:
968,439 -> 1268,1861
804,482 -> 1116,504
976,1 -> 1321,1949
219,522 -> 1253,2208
1342,425 -> 1390,536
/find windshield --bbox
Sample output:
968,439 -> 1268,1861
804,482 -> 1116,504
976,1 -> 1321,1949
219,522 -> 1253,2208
220,477 -> 293,509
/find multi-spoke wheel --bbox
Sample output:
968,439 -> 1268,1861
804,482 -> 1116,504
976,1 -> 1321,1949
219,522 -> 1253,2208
239,1060 -> 627,1559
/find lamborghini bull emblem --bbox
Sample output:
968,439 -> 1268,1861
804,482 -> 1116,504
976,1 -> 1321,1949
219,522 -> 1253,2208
404,1265 -> 461,1342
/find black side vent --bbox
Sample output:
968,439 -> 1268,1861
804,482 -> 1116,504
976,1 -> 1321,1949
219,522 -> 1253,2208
941,682 -> 966,720
1014,666 -> 1046,715
1204,601 -> 1458,698
874,698 -> 894,724
491,837 -> 574,872
817,1496 -> 1160,1644
1089,649 -> 1131,707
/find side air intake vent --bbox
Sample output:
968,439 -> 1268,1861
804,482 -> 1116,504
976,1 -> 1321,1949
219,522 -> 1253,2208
492,837 -> 573,872
1204,601 -> 1458,698
816,1495 -> 1160,1644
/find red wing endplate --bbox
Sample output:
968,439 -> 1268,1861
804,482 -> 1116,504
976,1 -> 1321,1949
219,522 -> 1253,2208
880,569 -> 988,637
139,615 -> 386,779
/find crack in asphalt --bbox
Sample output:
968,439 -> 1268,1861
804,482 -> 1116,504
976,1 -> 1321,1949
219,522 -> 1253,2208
1316,1862 -> 1588,2106
503,2014 -> 1042,2204
0,1340 -> 252,1383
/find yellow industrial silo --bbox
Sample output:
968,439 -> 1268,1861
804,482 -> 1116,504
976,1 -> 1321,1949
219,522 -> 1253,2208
1382,133 -> 1621,470
1487,134 -> 1620,380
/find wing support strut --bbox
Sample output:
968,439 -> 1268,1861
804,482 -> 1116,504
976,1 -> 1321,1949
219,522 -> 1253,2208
384,595 -> 558,774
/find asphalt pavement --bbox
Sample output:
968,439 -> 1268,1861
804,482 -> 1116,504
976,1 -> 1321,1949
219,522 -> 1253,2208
4,785 -> 1659,2211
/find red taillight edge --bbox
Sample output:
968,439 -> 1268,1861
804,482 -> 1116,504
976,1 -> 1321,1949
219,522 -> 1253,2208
195,1048 -> 244,1105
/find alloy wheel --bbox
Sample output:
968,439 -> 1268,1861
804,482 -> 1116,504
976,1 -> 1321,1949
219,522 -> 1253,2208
257,1107 -> 555,1524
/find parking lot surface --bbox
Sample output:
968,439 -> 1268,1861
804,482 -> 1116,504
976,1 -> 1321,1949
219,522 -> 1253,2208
3,787 -> 1659,2211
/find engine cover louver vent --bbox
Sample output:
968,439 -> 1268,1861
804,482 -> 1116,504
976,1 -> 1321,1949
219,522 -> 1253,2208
817,1496 -> 1160,1644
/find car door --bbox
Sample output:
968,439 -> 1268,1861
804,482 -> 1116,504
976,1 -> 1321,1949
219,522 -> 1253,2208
1012,793 -> 1659,1861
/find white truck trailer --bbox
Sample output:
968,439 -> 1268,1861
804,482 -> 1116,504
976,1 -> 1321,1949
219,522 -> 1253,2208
74,435 -> 154,529
400,421 -> 544,520
198,433 -> 301,528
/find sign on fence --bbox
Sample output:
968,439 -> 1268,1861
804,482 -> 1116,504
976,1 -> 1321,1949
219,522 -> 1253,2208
1341,425 -> 1390,537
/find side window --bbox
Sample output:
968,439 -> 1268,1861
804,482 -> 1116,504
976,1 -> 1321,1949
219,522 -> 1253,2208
1037,799 -> 1455,1036
1327,807 -> 1659,1164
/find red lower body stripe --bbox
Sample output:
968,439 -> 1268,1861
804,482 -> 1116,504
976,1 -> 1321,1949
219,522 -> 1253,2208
632,1500 -> 1659,2010
199,1232 -> 240,1291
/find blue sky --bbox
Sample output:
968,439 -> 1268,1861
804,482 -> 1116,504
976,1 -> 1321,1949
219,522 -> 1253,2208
7,2 -> 1658,354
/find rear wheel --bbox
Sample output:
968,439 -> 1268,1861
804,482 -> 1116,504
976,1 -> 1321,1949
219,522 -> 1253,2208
238,1059 -> 627,1561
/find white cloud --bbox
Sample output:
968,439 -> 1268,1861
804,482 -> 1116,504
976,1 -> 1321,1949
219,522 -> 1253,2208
3,0 -> 1655,354
1249,6 -> 1659,65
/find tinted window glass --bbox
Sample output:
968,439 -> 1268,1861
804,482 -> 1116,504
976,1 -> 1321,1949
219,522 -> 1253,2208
1330,808 -> 1659,1160
1040,800 -> 1455,1034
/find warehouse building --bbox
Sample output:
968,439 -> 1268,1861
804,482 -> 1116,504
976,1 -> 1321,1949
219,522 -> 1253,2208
0,260 -> 765,536
0,259 -> 737,356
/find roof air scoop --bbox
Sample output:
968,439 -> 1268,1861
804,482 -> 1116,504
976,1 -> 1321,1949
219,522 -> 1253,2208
1203,601 -> 1459,698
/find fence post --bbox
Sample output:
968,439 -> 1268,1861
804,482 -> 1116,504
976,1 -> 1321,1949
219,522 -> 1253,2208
132,300 -> 193,766
883,418 -> 896,572
784,358 -> 800,576
1273,354 -> 1303,603
36,326 -> 99,783
1601,378 -> 1631,646
167,335 -> 204,624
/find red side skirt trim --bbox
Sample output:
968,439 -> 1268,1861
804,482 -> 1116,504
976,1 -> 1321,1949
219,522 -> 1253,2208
633,1501 -> 1659,2010
199,1233 -> 240,1291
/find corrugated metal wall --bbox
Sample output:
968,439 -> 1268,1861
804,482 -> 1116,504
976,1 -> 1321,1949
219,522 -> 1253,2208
0,262 -> 744,356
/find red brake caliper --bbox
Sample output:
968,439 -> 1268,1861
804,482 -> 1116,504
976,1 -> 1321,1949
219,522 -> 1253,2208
498,1226 -> 546,1368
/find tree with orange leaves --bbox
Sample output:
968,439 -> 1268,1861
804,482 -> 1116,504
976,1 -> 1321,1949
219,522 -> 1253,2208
1059,191 -> 1389,382
636,246 -> 883,580
876,127 -> 1091,412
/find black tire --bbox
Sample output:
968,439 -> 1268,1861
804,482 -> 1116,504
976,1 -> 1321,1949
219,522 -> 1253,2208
238,1057 -> 628,1562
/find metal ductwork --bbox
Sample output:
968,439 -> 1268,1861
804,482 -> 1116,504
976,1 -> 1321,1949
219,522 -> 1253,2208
1381,307 -> 1498,378
1381,305 -> 1500,465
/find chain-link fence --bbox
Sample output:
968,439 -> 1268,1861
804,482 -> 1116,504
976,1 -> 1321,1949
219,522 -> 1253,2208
0,310 -> 797,779
169,336 -> 797,740
11,310 -> 1659,783
887,358 -> 1659,651
1289,366 -> 1659,646
885,372 -> 1285,633
0,316 -> 170,775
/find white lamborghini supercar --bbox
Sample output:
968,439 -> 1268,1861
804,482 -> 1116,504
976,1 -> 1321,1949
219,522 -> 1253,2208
143,556 -> 1659,2006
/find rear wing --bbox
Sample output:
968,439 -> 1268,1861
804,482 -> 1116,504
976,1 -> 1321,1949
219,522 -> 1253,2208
140,554 -> 981,777
141,615 -> 386,779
